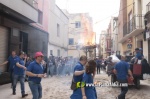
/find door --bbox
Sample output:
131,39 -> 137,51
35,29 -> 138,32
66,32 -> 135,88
128,11 -> 132,33
0,26 -> 9,72
20,32 -> 28,54
148,40 -> 150,64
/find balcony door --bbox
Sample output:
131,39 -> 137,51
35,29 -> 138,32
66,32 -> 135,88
128,11 -> 132,33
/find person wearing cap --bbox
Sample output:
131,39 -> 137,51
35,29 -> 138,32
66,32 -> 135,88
12,51 -> 28,98
134,48 -> 143,64
26,52 -> 46,99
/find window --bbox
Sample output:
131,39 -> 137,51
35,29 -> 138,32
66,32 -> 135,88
113,20 -> 116,30
57,24 -> 60,37
38,10 -> 43,24
12,28 -> 19,37
69,38 -> 74,45
75,21 -> 81,28
50,50 -> 53,55
57,50 -> 60,56
128,11 -> 132,33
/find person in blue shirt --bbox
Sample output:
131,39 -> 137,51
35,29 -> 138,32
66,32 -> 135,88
70,55 -> 87,99
26,52 -> 46,99
81,60 -> 97,99
134,48 -> 143,64
114,56 -> 133,99
12,51 -> 28,98
0,50 -> 18,88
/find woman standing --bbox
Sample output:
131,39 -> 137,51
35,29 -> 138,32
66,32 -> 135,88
81,60 -> 97,99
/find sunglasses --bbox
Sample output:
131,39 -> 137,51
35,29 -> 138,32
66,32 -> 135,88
38,56 -> 44,58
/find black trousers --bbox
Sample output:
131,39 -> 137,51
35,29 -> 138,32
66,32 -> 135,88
97,67 -> 100,74
118,79 -> 128,99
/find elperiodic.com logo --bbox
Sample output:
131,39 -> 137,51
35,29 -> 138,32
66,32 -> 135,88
76,82 -> 128,88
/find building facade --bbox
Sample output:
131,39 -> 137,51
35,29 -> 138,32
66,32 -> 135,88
0,0 -> 49,72
48,2 -> 69,57
66,13 -> 95,59
118,0 -> 144,56
99,30 -> 107,58
144,1 -> 150,63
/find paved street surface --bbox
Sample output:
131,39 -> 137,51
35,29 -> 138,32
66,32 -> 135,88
0,71 -> 150,99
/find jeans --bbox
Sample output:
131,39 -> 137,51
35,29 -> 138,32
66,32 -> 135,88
28,81 -> 42,99
9,69 -> 14,87
47,65 -> 54,77
118,79 -> 128,99
13,74 -> 25,95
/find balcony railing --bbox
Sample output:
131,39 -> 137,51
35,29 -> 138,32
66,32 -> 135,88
147,2 -> 150,12
23,0 -> 38,9
123,14 -> 144,36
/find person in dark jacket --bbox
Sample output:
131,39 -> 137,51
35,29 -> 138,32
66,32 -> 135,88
142,59 -> 150,74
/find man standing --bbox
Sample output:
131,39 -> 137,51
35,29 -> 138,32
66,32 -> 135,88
0,50 -> 18,88
134,48 -> 143,64
70,55 -> 87,99
47,56 -> 54,77
114,56 -> 133,99
96,58 -> 101,74
12,51 -> 28,98
26,52 -> 46,99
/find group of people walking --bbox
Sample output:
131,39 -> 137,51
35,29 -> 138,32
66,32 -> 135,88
70,55 -> 134,99
0,51 -> 46,99
0,50 -> 78,99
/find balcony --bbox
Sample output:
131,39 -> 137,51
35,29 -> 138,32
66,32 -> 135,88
145,2 -> 150,26
0,0 -> 38,23
23,0 -> 38,9
120,14 -> 144,43
147,2 -> 150,12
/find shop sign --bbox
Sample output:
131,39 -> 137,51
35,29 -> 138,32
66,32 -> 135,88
127,44 -> 132,49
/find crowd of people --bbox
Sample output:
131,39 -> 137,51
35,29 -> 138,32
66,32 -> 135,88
0,47 -> 150,99
47,55 -> 78,77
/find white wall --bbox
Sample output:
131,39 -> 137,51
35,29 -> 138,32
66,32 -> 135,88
48,1 -> 69,57
143,40 -> 148,60
142,0 -> 150,15
142,0 -> 150,61
0,0 -> 38,22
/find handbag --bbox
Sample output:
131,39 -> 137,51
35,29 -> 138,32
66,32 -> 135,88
70,75 -> 77,90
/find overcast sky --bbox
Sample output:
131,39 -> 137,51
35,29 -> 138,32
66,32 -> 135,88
56,0 -> 120,43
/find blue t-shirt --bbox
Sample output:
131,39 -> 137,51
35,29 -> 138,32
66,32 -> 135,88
135,52 -> 143,60
73,62 -> 84,82
82,73 -> 97,99
13,57 -> 25,75
27,61 -> 44,83
7,56 -> 18,71
115,61 -> 130,80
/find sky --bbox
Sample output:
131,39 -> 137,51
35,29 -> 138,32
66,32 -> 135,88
56,0 -> 120,43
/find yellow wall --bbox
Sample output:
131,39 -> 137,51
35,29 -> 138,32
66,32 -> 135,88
121,37 -> 134,55
127,0 -> 134,22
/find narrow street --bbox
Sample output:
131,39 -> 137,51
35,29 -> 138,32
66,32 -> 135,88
0,71 -> 150,99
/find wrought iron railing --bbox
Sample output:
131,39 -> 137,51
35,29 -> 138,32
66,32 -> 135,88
123,14 -> 144,36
